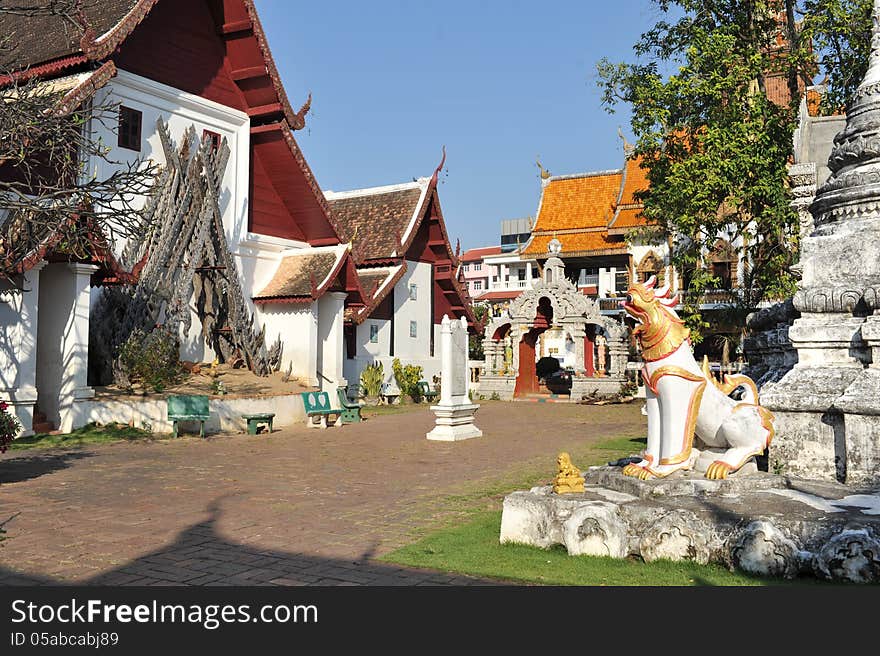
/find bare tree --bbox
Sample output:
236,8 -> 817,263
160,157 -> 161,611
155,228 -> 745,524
0,1 -> 156,284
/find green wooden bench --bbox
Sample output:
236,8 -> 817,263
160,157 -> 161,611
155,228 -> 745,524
243,413 -> 275,435
417,380 -> 440,402
300,391 -> 344,429
336,387 -> 363,424
167,394 -> 210,438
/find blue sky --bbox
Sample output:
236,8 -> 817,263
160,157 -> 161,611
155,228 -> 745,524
254,0 -> 667,251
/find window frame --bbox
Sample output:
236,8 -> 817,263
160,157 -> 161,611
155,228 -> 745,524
118,105 -> 143,152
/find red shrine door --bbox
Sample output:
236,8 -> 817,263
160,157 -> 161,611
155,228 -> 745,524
514,297 -> 553,397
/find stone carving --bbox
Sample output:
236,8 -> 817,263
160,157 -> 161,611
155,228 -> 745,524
552,452 -> 585,494
561,502 -> 628,558
638,510 -> 715,565
595,334 -> 607,376
730,520 -> 801,579
499,471 -> 880,582
793,286 -> 869,313
621,275 -> 775,479
815,528 -> 880,584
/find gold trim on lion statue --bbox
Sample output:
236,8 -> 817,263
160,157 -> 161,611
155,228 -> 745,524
621,273 -> 775,480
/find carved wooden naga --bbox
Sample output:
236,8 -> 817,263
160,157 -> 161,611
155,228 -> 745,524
622,274 -> 775,480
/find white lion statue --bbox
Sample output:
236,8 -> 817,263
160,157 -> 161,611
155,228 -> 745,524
621,275 -> 774,480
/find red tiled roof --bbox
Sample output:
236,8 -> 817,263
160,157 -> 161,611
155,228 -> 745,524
253,251 -> 339,301
0,0 -> 142,72
326,184 -> 425,262
476,290 -> 523,301
461,246 -> 502,262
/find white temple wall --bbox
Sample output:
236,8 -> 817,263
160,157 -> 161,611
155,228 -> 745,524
258,302 -> 318,387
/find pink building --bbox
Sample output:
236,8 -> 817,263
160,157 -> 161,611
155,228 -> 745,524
459,246 -> 501,298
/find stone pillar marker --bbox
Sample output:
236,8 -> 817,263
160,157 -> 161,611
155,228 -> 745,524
427,315 -> 482,441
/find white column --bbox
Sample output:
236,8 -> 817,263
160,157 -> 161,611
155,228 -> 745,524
0,261 -> 46,436
307,301 -> 319,388
59,263 -> 99,432
525,262 -> 533,288
318,291 -> 347,393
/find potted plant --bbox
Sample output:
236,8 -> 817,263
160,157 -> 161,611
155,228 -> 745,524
359,361 -> 384,405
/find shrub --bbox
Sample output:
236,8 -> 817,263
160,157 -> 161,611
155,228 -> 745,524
359,361 -> 384,398
392,358 -> 423,402
0,401 -> 21,453
116,327 -> 184,393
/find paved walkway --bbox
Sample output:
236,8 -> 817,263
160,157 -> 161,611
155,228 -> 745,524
0,401 -> 644,586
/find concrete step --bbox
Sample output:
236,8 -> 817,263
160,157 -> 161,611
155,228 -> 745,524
515,393 -> 571,403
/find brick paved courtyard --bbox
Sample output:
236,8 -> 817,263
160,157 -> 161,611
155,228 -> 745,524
0,401 -> 644,586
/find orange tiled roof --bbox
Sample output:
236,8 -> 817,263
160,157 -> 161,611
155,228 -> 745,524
609,156 -> 649,230
619,156 -> 649,206
533,171 -> 622,233
525,232 -> 627,256
610,207 -> 645,230
523,156 -> 653,256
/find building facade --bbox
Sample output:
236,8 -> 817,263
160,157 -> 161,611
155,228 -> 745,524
326,165 -> 478,395
0,0 -> 368,433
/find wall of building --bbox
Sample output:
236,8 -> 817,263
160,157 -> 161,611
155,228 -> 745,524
392,260 -> 433,362
343,260 -> 445,394
257,302 -> 318,387
90,69 -> 255,363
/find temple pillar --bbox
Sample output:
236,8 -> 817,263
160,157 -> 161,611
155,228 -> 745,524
0,261 -> 46,436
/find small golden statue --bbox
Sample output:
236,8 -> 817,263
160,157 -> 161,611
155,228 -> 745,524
553,452 -> 585,494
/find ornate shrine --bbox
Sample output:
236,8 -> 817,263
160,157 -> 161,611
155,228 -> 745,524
478,240 -> 629,401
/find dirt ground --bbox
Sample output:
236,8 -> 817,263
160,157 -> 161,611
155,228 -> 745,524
93,362 -> 313,400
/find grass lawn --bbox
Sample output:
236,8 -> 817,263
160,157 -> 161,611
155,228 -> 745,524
10,422 -> 162,451
361,400 -> 431,418
382,425 -> 819,587
383,511 -> 775,586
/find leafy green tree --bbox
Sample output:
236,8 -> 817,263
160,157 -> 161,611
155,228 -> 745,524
801,0 -> 874,114
596,0 -> 868,339
468,303 -> 489,359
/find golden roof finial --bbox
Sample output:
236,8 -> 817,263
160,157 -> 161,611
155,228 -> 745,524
536,156 -> 551,180
618,127 -> 635,157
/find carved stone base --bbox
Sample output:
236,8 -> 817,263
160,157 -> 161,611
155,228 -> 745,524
427,403 -> 482,441
500,466 -> 880,582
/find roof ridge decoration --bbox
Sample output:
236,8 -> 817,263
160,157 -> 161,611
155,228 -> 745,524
547,168 -> 623,182
608,151 -> 630,228
431,145 -> 447,185
83,0 -> 159,60
324,180 -> 426,200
